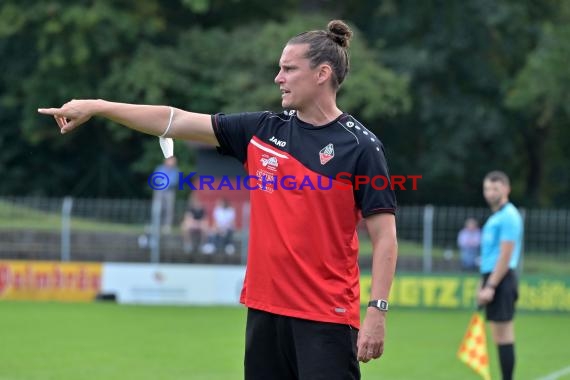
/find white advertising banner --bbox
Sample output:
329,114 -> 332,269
101,263 -> 245,305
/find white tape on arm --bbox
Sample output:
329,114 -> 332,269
159,137 -> 174,158
160,107 -> 175,138
159,107 -> 175,158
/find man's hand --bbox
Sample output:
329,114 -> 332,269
357,308 -> 386,363
477,286 -> 495,305
38,99 -> 97,134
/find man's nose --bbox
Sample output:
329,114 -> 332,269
274,70 -> 284,84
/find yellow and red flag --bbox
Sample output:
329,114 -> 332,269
457,313 -> 491,380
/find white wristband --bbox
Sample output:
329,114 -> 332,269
159,107 -> 174,138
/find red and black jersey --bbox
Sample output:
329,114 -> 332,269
212,110 -> 396,328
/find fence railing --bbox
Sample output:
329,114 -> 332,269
0,197 -> 568,275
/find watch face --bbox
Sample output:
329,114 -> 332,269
369,300 -> 388,311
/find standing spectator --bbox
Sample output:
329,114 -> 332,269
477,171 -> 523,380
180,193 -> 208,254
152,156 -> 179,233
457,217 -> 481,271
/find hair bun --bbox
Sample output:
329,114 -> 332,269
327,20 -> 353,48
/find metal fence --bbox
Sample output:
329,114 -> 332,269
0,197 -> 568,275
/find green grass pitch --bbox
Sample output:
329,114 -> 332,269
0,301 -> 568,380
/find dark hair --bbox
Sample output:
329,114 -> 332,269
484,171 -> 510,186
287,20 -> 353,90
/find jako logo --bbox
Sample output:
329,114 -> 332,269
269,136 -> 286,147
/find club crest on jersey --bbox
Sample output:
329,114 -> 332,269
260,155 -> 278,170
319,143 -> 335,165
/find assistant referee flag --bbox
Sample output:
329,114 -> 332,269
457,312 -> 491,380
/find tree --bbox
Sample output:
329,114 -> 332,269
1,3 -> 409,198
341,0 -> 570,206
506,19 -> 570,205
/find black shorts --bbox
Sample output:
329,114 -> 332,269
482,270 -> 519,322
244,308 -> 360,380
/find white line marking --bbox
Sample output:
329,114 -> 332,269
536,365 -> 570,380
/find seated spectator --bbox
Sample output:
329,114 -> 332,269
457,217 -> 481,271
202,198 -> 236,255
180,194 -> 208,254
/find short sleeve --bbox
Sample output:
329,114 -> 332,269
499,212 -> 521,242
212,112 -> 269,163
354,142 -> 397,217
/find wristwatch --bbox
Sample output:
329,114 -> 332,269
368,299 -> 389,312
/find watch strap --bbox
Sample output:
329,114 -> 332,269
368,299 -> 389,312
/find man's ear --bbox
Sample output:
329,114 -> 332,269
316,64 -> 333,85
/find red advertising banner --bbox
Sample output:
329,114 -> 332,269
0,260 -> 101,301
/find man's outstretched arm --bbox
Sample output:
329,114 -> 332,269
38,99 -> 218,145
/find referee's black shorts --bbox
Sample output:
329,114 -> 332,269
244,308 -> 360,380
482,269 -> 519,322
